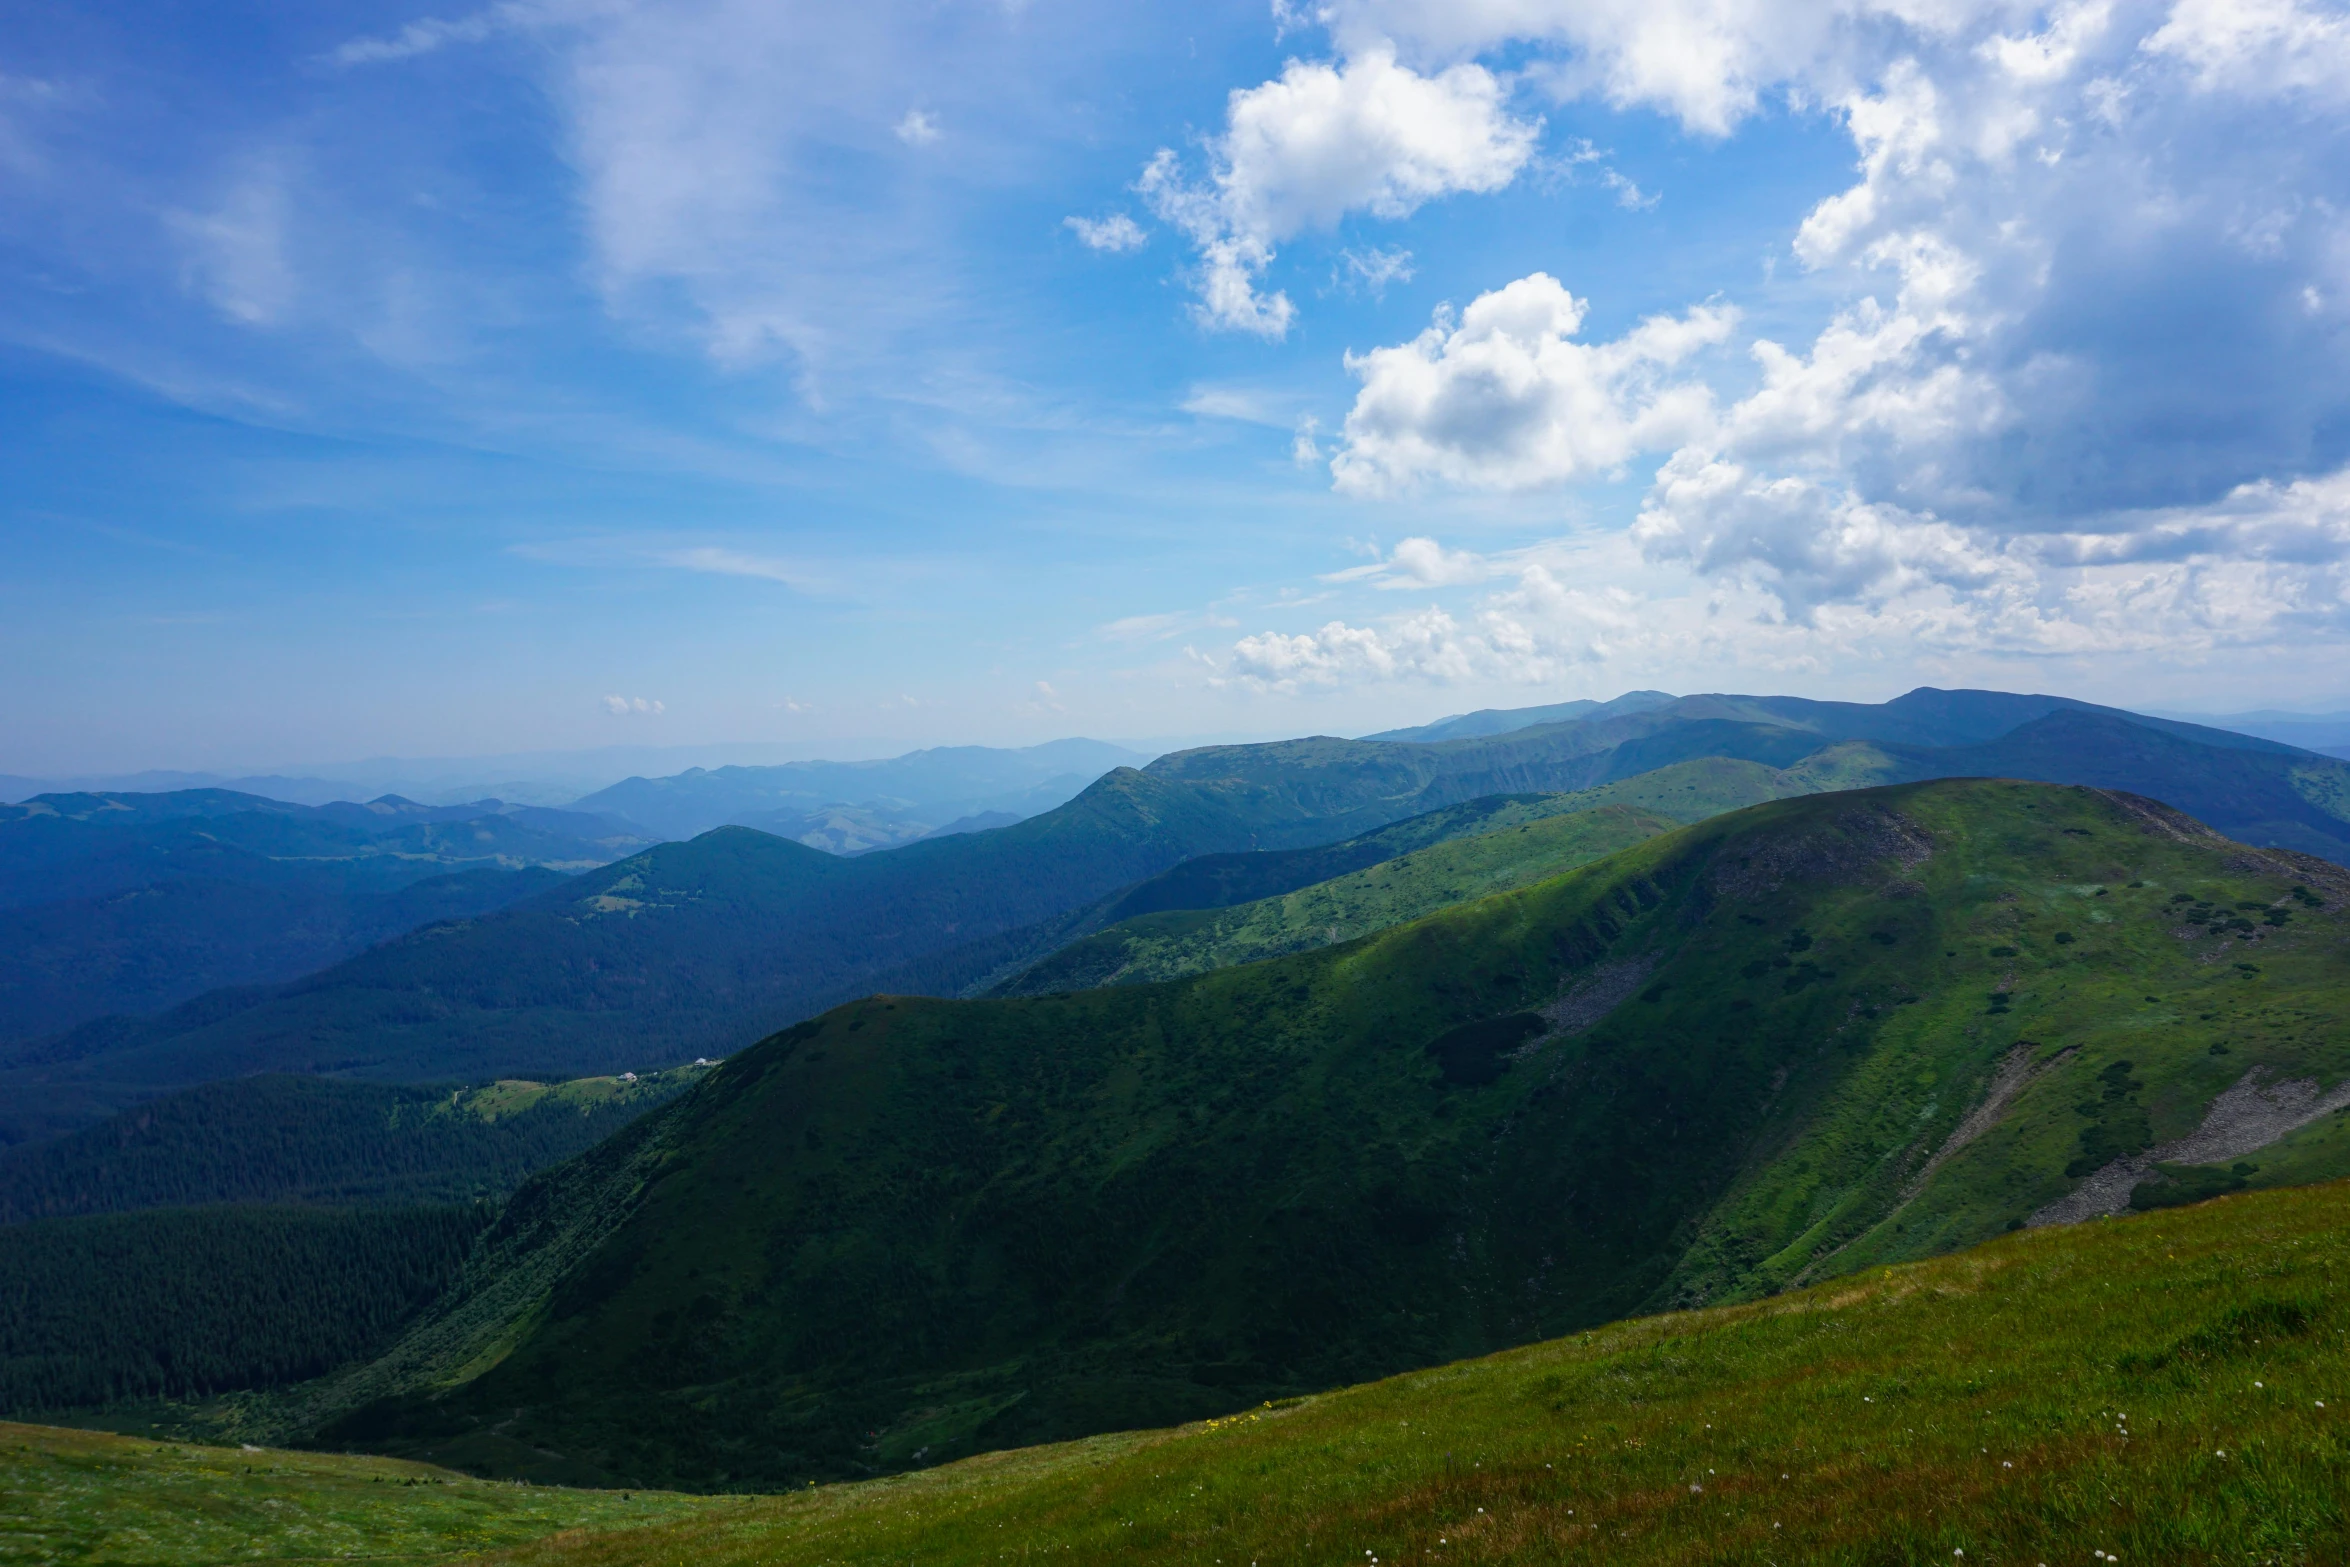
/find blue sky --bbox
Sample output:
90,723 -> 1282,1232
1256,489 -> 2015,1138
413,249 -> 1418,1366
6,0 -> 2350,773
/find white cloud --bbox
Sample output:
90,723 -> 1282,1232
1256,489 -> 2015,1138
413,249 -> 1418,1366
662,546 -> 827,591
1298,0 -> 1940,137
1292,415 -> 1324,465
1220,468 -> 2350,694
1181,385 -> 1288,424
2143,0 -> 2350,98
1065,213 -> 1147,251
1631,452 -> 2019,619
329,3 -> 537,66
895,109 -> 940,145
166,165 -> 297,326
1320,535 -> 1497,587
1334,244 -> 1416,294
1140,46 -> 1539,334
1330,272 -> 1734,493
1284,0 -> 2350,659
602,694 -> 666,715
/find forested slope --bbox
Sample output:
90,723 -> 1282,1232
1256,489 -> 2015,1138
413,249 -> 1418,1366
0,1068 -> 700,1222
0,1205 -> 485,1413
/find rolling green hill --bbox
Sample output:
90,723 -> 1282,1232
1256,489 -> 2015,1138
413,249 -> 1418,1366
993,803 -> 1679,995
0,1068 -> 703,1224
296,779 -> 2349,1491
15,1177 -> 2350,1565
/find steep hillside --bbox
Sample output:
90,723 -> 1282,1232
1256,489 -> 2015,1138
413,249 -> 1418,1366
0,1068 -> 701,1223
994,804 -> 1678,995
313,780 -> 2350,1489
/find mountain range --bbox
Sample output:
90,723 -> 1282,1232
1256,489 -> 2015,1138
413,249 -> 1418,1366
566,738 -> 1151,846
8,688 -> 2348,1147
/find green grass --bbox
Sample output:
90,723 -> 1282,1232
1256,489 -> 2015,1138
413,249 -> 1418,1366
0,1424 -> 720,1566
17,1178 -> 2350,1564
998,803 -> 1679,994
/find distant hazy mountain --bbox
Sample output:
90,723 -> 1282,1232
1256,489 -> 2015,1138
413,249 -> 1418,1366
570,738 -> 1152,844
0,790 -> 645,1052
1361,689 -> 1678,743
13,688 -> 2346,1146
2156,709 -> 2350,752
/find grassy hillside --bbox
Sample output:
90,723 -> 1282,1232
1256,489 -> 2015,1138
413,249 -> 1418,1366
0,1422 -> 716,1567
0,1068 -> 702,1224
0,1205 -> 487,1415
994,803 -> 1678,995
15,1179 -> 2350,1564
307,780 -> 2349,1490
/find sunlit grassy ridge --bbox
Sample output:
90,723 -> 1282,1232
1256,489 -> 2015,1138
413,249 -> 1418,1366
13,1179 -> 2350,1565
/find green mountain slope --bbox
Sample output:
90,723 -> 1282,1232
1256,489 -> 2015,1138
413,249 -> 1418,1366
0,1068 -> 702,1224
19,1180 -> 2350,1563
309,780 -> 2350,1490
994,803 -> 1679,995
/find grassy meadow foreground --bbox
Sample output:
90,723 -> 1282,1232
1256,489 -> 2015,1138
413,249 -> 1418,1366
11,1178 -> 2350,1566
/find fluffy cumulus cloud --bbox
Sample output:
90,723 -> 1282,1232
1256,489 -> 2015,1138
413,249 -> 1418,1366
1140,47 -> 1539,334
1331,273 -> 1734,492
1251,0 -> 2350,681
